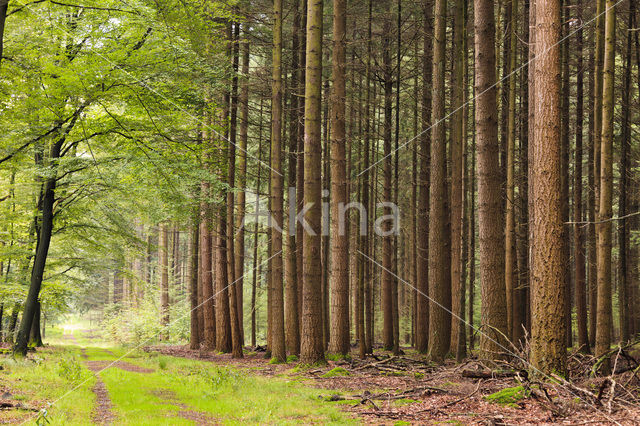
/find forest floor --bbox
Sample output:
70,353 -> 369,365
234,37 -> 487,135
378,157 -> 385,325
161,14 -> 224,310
0,328 -> 353,425
145,344 -> 640,425
3,327 -> 640,425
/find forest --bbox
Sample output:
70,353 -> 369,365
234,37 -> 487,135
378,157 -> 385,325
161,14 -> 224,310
1,0 -> 640,424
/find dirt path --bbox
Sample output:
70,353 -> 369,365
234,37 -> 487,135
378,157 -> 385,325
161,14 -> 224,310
80,348 -> 115,425
150,389 -> 219,425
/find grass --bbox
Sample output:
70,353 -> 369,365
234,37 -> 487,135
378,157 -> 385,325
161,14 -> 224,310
1,326 -> 356,425
0,346 -> 95,425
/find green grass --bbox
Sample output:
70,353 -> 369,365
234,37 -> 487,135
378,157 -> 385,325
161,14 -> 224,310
1,331 -> 356,425
0,346 -> 95,425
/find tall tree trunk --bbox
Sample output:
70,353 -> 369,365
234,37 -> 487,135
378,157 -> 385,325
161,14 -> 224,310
475,0 -> 507,361
416,0 -> 433,355
595,0 -> 615,374
14,127 -> 75,355
189,216 -> 200,350
235,34 -> 250,347
428,0 -> 450,363
574,0 -> 589,352
328,0 -> 349,357
450,0 -> 465,356
159,223 -> 170,340
29,301 -> 43,347
300,0 -> 325,365
617,0 -> 633,343
285,0 -> 301,357
531,0 -> 567,375
200,119 -> 216,350
269,0 -> 286,363
590,0 -> 605,347
505,0 -> 518,344
382,0 -> 395,352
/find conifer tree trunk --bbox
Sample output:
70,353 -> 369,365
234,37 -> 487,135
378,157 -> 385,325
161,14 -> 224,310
428,0 -> 451,363
416,0 -> 433,354
189,218 -> 200,350
200,112 -> 216,351
618,0 -> 633,343
301,0 -> 325,365
269,0 -> 286,363
574,0 -> 589,352
475,0 -> 507,361
531,0 -> 567,375
505,0 -> 518,344
235,34 -> 250,347
595,0 -> 615,374
590,0 -> 605,347
450,0 -> 465,355
285,0 -> 301,356
160,223 -> 170,340
328,0 -> 349,356
382,0 -> 395,352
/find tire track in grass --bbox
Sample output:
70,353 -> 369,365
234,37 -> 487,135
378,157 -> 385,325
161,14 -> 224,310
79,344 -> 115,425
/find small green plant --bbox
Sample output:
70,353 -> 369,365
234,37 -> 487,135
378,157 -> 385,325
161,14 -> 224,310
414,372 -> 425,379
484,385 -> 529,408
158,356 -> 168,370
321,367 -> 350,378
56,357 -> 84,383
269,357 -> 283,365
286,355 -> 299,363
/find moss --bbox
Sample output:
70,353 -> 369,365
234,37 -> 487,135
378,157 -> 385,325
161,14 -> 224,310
286,355 -> 299,363
414,372 -> 425,379
484,385 -> 529,408
325,353 -> 352,362
321,367 -> 351,378
393,398 -> 420,406
384,371 -> 407,377
394,421 -> 411,426
268,357 -> 284,365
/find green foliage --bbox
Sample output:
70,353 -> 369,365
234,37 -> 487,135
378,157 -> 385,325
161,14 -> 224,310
286,354 -> 299,363
56,356 -> 87,383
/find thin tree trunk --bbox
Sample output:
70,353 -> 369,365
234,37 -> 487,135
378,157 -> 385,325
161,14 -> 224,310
574,0 -> 589,352
505,0 -> 518,344
189,216 -> 200,350
381,0 -> 395,352
416,0 -> 433,355
617,0 -> 633,343
285,0 -> 301,356
450,0 -> 465,356
235,33 -> 250,347
328,0 -> 349,357
595,0 -> 615,374
159,223 -> 169,340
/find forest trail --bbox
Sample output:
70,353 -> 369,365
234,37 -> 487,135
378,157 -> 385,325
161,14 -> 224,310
0,325 -> 354,425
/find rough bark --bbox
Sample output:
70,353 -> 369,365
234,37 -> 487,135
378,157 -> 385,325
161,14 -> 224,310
475,0 -> 507,361
328,0 -> 349,357
428,0 -> 450,363
300,0 -> 325,365
595,0 -> 615,374
531,0 -> 567,375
